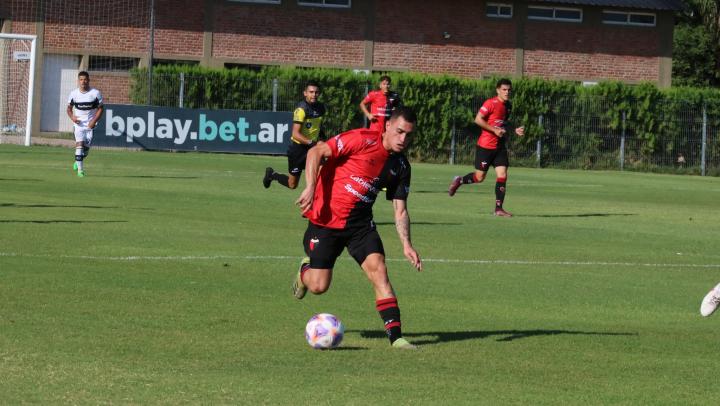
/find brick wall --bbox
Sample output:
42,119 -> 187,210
373,0 -> 516,76
212,3 -> 366,66
524,21 -> 660,82
90,73 -> 132,105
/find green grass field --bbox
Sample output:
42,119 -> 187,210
1,144 -> 719,404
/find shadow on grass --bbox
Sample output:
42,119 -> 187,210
520,213 -> 637,218
0,220 -> 128,224
98,175 -> 200,179
326,346 -> 367,351
374,221 -> 462,226
0,178 -> 43,182
1,203 -> 119,209
350,329 -> 637,345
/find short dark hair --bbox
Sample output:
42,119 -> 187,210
78,71 -> 90,79
496,78 -> 512,88
389,106 -> 416,124
305,81 -> 320,91
379,75 -> 392,83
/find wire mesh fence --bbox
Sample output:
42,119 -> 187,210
124,73 -> 720,175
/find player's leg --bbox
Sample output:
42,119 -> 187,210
349,226 -> 416,349
449,146 -> 489,196
73,127 -> 86,176
293,222 -> 343,299
493,149 -> 512,217
700,282 -> 720,316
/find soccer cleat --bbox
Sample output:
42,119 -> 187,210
448,176 -> 462,196
77,170 -> 85,178
391,337 -> 418,350
700,283 -> 720,317
494,208 -> 512,217
292,257 -> 310,299
263,167 -> 274,189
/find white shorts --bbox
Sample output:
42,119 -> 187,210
74,127 -> 94,145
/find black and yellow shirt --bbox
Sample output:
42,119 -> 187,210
292,100 -> 326,144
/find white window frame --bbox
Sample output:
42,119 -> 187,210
298,0 -> 351,8
486,3 -> 513,18
602,10 -> 656,27
229,0 -> 281,4
528,6 -> 582,22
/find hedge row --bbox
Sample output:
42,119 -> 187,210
130,66 -> 720,166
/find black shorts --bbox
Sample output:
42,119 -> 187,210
287,142 -> 311,176
475,146 -> 509,171
303,221 -> 385,269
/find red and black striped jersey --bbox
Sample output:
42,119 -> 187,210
304,128 -> 411,229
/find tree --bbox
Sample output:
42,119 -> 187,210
673,0 -> 720,86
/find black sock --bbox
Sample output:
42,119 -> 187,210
495,177 -> 506,208
376,297 -> 402,344
462,173 -> 477,184
272,173 -> 289,188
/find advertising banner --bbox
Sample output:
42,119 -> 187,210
93,105 -> 292,154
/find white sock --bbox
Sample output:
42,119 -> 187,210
75,147 -> 84,171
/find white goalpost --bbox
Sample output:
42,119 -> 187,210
0,33 -> 36,146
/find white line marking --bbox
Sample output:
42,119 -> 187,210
2,252 -> 719,269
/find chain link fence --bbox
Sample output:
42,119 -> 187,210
136,73 -> 720,176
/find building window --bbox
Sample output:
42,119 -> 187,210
487,3 -> 513,18
229,0 -> 281,4
153,59 -> 199,67
298,0 -> 351,8
602,10 -> 656,26
528,6 -> 582,22
88,56 -> 139,72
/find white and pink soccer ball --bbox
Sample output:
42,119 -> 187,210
305,313 -> 345,349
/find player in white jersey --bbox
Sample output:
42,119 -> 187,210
66,71 -> 104,177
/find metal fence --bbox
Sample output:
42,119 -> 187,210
139,74 -> 720,176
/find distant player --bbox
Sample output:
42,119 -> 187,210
359,75 -> 402,133
263,81 -> 325,189
67,71 -> 103,177
700,282 -> 720,316
293,107 -> 422,350
448,78 -> 524,217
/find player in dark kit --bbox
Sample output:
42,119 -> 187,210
360,75 -> 402,133
263,81 -> 325,189
448,78 -> 525,217
293,107 -> 422,350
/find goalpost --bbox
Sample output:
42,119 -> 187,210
0,33 -> 36,147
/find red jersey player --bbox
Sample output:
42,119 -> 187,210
448,78 -> 525,217
293,107 -> 422,350
359,75 -> 402,133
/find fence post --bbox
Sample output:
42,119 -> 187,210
536,95 -> 543,167
449,87 -> 457,165
620,111 -> 626,171
272,78 -> 278,112
362,83 -> 369,128
702,103 -> 707,176
179,72 -> 185,108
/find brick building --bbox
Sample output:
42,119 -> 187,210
1,0 -> 682,134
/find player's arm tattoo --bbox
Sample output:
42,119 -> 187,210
393,199 -> 412,247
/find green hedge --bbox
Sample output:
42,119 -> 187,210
130,66 -> 720,168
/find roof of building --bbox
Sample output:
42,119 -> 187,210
532,0 -> 685,11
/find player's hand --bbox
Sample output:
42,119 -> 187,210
88,122 -> 97,129
72,116 -> 81,124
369,116 -> 378,122
403,246 -> 422,272
295,187 -> 314,213
493,127 -> 506,137
515,126 -> 525,136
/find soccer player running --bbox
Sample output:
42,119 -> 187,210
448,78 -> 524,217
293,107 -> 422,350
263,81 -> 325,189
359,75 -> 402,133
66,71 -> 104,177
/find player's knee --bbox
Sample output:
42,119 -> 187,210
308,280 -> 330,295
288,177 -> 299,189
475,172 -> 487,183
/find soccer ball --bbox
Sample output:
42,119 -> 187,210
305,313 -> 344,349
